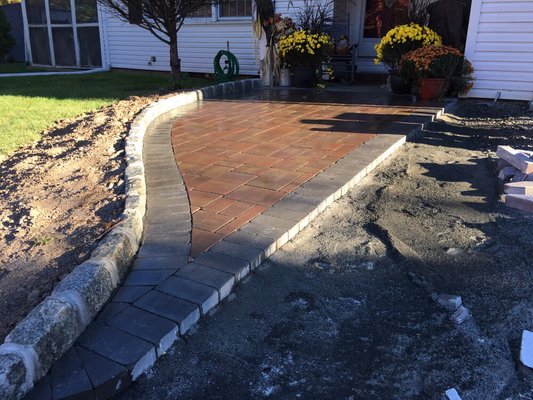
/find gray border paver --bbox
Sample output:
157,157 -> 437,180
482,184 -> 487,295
108,306 -> 179,356
194,251 -> 251,281
134,290 -> 199,334
157,276 -> 218,314
175,263 -> 235,300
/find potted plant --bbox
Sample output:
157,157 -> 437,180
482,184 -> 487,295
401,45 -> 474,100
447,57 -> 475,97
277,30 -> 333,88
374,23 -> 442,94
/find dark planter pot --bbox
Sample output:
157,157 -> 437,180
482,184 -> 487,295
291,66 -> 317,88
389,73 -> 412,94
419,78 -> 446,100
446,76 -> 461,97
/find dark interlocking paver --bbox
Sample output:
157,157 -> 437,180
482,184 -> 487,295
271,194 -> 319,213
75,347 -> 130,399
147,203 -> 190,215
240,214 -> 297,246
50,349 -> 93,400
157,276 -> 218,314
123,269 -> 175,286
112,285 -> 152,303
141,232 -> 190,247
263,203 -> 311,224
292,186 -> 330,205
208,241 -> 264,271
108,306 -> 178,356
24,375 -> 51,400
143,222 -> 191,235
133,255 -> 188,270
224,230 -> 277,258
94,302 -> 128,325
134,290 -> 199,334
144,212 -> 191,226
137,243 -> 190,258
147,188 -> 188,198
175,263 -> 235,300
79,325 -> 156,375
193,251 -> 251,281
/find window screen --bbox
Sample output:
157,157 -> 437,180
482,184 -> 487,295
77,27 -> 102,67
52,27 -> 76,66
189,4 -> 212,18
49,0 -> 72,24
128,0 -> 142,23
76,0 -> 98,23
219,0 -> 252,17
29,27 -> 51,64
26,0 -> 47,24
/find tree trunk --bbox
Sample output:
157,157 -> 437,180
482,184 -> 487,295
169,32 -> 181,86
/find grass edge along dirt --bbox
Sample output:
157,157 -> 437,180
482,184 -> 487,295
0,70 -> 211,157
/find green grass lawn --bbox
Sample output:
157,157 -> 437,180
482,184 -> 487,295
0,62 -> 49,74
0,70 -> 211,156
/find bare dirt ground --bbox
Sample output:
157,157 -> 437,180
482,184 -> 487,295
0,94 -> 164,342
117,100 -> 533,400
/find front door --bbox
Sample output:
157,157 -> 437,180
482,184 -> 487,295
347,0 -> 411,72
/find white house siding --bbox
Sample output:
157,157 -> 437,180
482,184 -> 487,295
464,0 -> 533,101
101,0 -> 313,76
103,10 -> 259,75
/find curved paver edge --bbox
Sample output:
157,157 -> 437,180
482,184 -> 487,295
0,78 -> 261,400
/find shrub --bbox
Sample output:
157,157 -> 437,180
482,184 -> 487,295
294,0 -> 333,34
0,9 -> 15,61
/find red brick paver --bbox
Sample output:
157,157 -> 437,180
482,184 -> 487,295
172,92 -> 416,256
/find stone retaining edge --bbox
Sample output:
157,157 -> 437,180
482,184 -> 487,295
0,78 -> 262,400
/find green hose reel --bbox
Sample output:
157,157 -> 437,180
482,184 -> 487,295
213,48 -> 239,82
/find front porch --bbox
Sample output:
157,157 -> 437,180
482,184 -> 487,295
326,0 -> 412,74
327,0 -> 471,75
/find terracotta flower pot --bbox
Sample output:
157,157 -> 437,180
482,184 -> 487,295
418,78 -> 446,100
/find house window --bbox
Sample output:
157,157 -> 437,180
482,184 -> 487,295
219,0 -> 252,17
128,0 -> 142,24
49,0 -> 72,24
76,0 -> 98,23
24,0 -> 102,67
189,4 -> 212,18
25,0 -> 47,24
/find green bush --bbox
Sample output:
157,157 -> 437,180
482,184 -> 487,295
0,9 -> 15,61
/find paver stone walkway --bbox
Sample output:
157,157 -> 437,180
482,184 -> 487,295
24,86 -> 447,400
173,89 -> 418,256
